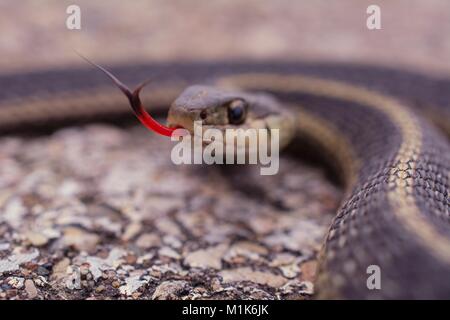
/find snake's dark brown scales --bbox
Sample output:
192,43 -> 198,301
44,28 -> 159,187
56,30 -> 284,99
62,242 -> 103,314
0,62 -> 449,299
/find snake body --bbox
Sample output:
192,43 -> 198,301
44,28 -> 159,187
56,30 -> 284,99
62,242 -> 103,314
0,62 -> 449,299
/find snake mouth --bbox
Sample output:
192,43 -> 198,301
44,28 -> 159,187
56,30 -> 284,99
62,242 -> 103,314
167,107 -> 198,134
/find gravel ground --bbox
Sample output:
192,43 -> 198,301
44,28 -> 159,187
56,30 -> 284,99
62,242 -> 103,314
0,125 -> 340,300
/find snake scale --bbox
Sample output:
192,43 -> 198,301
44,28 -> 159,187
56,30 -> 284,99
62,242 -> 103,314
0,62 -> 449,299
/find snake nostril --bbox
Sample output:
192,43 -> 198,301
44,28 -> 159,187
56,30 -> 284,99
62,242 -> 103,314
200,110 -> 207,120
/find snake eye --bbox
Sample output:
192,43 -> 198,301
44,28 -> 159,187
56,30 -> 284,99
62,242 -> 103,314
200,110 -> 208,120
228,99 -> 247,124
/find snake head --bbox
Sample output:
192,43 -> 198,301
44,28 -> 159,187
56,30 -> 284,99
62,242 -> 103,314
167,85 -> 296,157
167,85 -> 286,130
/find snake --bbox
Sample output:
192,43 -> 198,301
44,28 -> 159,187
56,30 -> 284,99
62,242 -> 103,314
0,61 -> 449,299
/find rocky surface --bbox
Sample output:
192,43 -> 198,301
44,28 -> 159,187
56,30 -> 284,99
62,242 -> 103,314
0,124 -> 341,300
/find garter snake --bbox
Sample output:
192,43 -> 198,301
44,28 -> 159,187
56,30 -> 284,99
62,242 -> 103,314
0,62 -> 449,299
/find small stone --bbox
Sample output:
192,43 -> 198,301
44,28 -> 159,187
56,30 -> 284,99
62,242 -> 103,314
132,292 -> 141,299
125,254 -> 137,265
269,253 -> 296,267
193,286 -> 207,294
135,233 -> 161,249
263,219 -> 325,254
219,267 -> 288,288
159,247 -> 181,260
80,265 -> 90,276
25,232 -> 49,247
0,249 -> 39,274
112,281 -> 121,288
300,281 -> 314,295
280,279 -> 302,294
300,260 -> 317,282
65,268 -> 82,290
122,222 -> 142,242
162,235 -> 182,249
119,275 -> 146,296
136,253 -> 154,264
233,241 -> 268,255
7,277 -> 24,289
36,266 -> 49,276
279,263 -> 300,279
184,244 -> 228,270
152,280 -> 188,300
224,241 -> 268,262
34,276 -> 48,287
247,216 -> 276,235
62,227 -> 100,253
95,285 -> 105,293
83,248 -> 126,280
51,258 -> 70,281
155,219 -> 182,237
21,269 -> 32,277
24,279 -> 38,299
58,180 -> 82,197
3,197 -> 27,229
210,278 -> 223,292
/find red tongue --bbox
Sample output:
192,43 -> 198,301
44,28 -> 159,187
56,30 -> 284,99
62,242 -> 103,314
128,81 -> 182,137
79,53 -> 179,137
135,112 -> 175,137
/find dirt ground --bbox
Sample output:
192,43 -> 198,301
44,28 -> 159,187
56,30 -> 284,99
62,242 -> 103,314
0,1 -> 448,300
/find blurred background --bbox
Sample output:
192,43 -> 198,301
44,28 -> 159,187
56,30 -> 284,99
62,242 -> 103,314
1,0 -> 449,75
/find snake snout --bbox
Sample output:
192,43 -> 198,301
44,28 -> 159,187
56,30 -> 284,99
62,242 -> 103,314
167,105 -> 200,133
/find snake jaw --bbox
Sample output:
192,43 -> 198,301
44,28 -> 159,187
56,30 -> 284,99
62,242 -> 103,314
167,106 -> 198,135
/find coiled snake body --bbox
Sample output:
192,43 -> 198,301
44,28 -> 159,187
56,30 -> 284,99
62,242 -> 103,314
0,62 -> 449,299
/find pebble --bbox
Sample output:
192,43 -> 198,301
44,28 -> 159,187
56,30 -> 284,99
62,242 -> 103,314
0,124 -> 335,299
224,241 -> 268,262
122,222 -> 142,242
119,275 -> 147,296
279,263 -> 301,279
269,253 -> 296,267
24,279 -> 38,299
95,285 -> 105,293
25,232 -> 49,247
7,277 -> 24,289
61,227 -> 100,253
184,244 -> 228,270
300,260 -> 317,282
219,267 -> 288,288
135,233 -> 161,249
3,197 -> 27,229
36,266 -> 50,276
210,278 -> 223,292
152,281 -> 188,300
158,247 -> 181,260
0,249 -> 39,274
83,248 -> 126,280
50,258 -> 71,283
